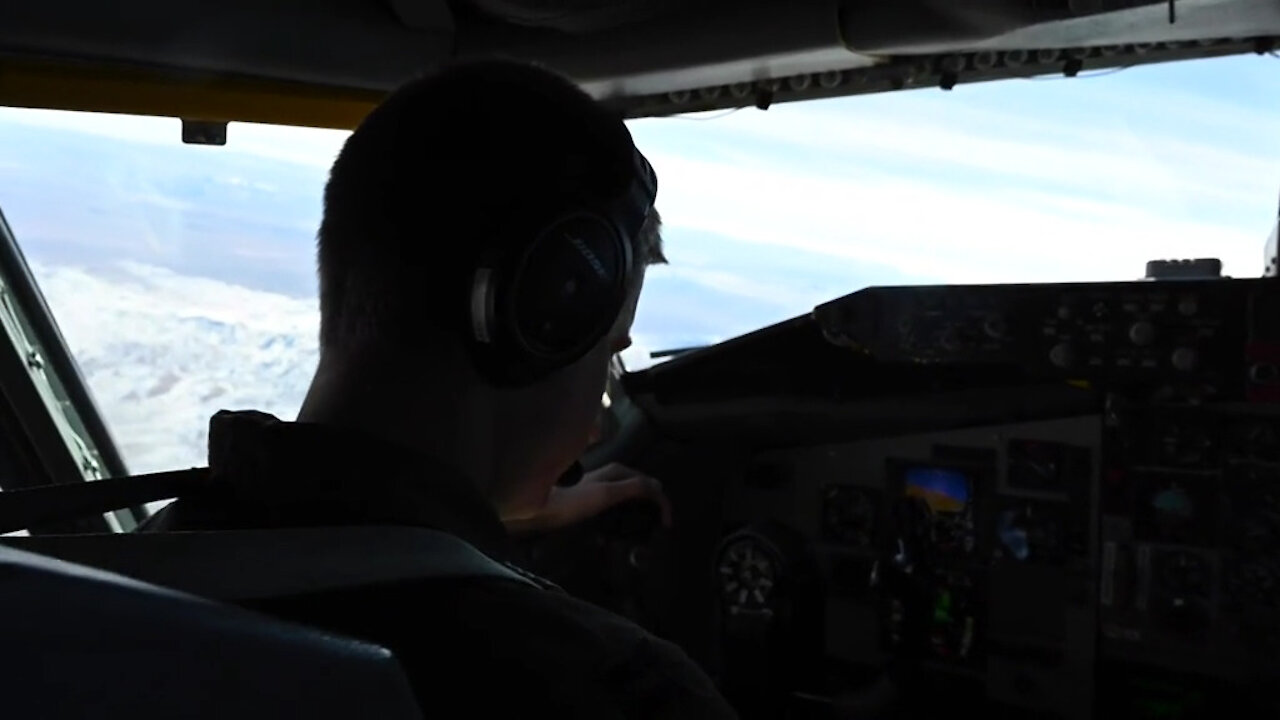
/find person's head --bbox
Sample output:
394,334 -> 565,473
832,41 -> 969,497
308,59 -> 665,516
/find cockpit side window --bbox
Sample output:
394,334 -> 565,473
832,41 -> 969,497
0,204 -> 137,531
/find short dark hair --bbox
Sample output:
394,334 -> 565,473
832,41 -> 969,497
316,59 -> 664,353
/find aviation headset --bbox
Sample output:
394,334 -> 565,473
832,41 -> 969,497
467,145 -> 658,387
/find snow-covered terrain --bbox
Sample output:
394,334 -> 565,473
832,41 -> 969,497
31,261 -> 321,474
24,259 -> 693,475
24,258 -> 724,475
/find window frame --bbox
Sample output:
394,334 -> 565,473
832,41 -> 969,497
0,205 -> 142,532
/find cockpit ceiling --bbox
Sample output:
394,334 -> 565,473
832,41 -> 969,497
1,0 -> 1279,126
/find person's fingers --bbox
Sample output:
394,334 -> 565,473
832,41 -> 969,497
643,475 -> 674,527
610,474 -> 673,527
590,462 -> 634,484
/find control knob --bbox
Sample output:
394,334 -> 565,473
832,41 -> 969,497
984,315 -> 1007,339
940,327 -> 962,351
716,534 -> 780,612
1250,363 -> 1278,384
1171,347 -> 1199,372
1050,342 -> 1075,369
1128,321 -> 1156,346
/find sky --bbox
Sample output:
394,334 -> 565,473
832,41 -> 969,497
0,53 -> 1278,473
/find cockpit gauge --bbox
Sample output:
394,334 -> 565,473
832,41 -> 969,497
716,534 -> 781,613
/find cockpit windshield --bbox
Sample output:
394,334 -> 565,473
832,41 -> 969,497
0,53 -> 1276,476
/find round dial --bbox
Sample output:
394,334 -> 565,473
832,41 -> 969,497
716,536 -> 778,611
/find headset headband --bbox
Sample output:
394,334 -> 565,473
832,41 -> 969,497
612,147 -> 658,245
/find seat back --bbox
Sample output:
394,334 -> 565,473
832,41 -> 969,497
0,543 -> 424,719
0,525 -> 547,601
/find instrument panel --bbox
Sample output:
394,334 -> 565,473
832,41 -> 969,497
685,277 -> 1280,719
719,417 -> 1101,718
812,281 -> 1259,392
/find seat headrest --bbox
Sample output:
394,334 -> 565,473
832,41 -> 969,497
0,543 -> 423,719
1,525 -> 543,601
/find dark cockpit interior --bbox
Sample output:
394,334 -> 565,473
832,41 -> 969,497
557,271 -> 1280,718
1,1 -> 1279,718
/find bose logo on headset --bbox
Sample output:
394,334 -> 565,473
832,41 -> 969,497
467,147 -> 658,387
568,235 -> 610,281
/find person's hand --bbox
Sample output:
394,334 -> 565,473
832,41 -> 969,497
504,462 -> 673,534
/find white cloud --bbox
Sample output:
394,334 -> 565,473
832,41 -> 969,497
0,107 -> 349,168
661,265 -> 815,309
619,333 -> 660,371
0,107 -> 179,145
645,150 -> 1261,283
629,65 -> 1276,287
225,122 -> 349,168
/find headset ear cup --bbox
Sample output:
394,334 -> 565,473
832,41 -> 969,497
506,212 -> 629,361
469,267 -> 498,344
464,147 -> 654,387
465,212 -> 631,387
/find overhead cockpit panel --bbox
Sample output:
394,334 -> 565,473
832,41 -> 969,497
2,0 -> 1280,124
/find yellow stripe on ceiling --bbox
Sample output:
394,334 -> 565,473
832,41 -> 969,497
0,59 -> 384,129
